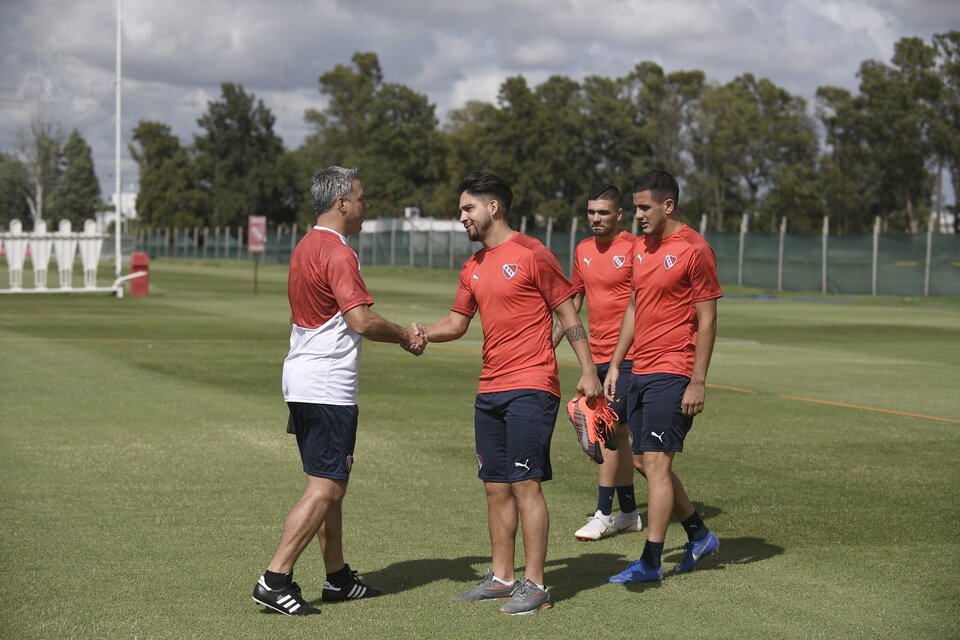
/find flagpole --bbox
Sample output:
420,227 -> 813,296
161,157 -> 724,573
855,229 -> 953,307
114,0 -> 122,277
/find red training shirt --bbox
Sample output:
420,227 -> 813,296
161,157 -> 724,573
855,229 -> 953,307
630,225 -> 722,377
452,232 -> 575,396
571,230 -> 639,364
287,227 -> 374,328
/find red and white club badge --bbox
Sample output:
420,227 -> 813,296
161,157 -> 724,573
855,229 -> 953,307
664,254 -> 679,269
502,263 -> 519,279
612,255 -> 626,269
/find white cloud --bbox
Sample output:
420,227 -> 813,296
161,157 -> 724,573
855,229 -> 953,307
1,0 -> 954,198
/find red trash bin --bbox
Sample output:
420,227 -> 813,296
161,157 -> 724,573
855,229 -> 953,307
130,252 -> 149,296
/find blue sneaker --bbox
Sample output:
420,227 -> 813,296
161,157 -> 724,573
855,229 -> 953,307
673,531 -> 719,574
608,558 -> 663,584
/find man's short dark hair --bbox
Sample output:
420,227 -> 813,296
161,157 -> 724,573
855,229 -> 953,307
588,184 -> 621,209
631,170 -> 679,206
457,171 -> 513,213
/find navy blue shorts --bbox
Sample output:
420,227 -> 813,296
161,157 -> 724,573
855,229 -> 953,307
474,390 -> 559,483
596,360 -> 632,420
626,374 -> 693,453
287,402 -> 358,480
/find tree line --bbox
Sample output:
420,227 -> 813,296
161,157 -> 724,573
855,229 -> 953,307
0,118 -> 102,230
3,32 -> 958,236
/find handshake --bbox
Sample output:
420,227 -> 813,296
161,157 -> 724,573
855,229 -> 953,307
401,322 -> 428,356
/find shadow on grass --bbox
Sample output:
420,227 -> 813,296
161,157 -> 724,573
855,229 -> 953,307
321,555 -> 490,601
543,552 -> 638,601
307,536 -> 782,607
661,535 -> 784,576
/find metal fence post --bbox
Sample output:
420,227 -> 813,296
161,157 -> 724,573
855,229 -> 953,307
569,217 -> 578,277
409,222 -> 414,267
449,228 -> 455,270
699,214 -> 708,237
737,214 -> 748,287
872,216 -> 880,297
427,226 -> 433,269
390,219 -> 397,266
924,213 -> 935,297
821,216 -> 829,295
777,217 -> 786,291
520,216 -> 527,234
546,217 -> 553,251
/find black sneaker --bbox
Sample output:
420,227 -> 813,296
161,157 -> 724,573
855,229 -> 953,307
321,565 -> 383,602
252,576 -> 321,616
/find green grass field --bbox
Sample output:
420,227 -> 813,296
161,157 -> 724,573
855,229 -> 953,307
1,261 -> 958,639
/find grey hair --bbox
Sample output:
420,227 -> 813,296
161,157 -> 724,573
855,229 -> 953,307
311,166 -> 360,214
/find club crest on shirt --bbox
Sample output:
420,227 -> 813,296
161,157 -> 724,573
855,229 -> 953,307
664,254 -> 679,269
613,255 -> 626,269
502,263 -> 519,280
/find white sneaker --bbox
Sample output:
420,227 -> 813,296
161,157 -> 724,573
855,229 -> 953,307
574,510 -> 616,541
613,509 -> 643,533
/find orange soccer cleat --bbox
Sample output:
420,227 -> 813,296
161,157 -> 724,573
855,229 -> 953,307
566,395 -> 620,464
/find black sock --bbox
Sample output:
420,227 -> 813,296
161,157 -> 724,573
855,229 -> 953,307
597,486 -> 615,516
616,485 -> 637,514
681,510 -> 709,542
263,569 -> 291,590
641,540 -> 664,569
326,564 -> 353,587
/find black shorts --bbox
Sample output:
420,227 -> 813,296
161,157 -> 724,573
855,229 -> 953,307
474,390 -> 559,483
596,360 -> 632,420
626,374 -> 693,453
286,401 -> 358,480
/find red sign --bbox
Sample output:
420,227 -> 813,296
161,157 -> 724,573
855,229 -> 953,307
247,215 -> 267,253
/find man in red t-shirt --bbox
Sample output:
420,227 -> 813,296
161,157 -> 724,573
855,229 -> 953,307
416,171 -> 601,615
252,166 -> 425,616
551,184 -> 641,541
604,170 -> 723,584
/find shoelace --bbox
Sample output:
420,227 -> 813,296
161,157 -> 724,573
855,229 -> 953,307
592,402 -> 619,448
348,569 -> 372,588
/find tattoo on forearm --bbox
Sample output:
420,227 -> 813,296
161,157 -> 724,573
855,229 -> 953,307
565,324 -> 587,342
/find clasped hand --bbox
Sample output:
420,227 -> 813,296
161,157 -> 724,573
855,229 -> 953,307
401,322 -> 428,356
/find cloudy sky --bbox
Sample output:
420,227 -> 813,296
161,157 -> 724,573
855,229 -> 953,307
1,0 -> 957,198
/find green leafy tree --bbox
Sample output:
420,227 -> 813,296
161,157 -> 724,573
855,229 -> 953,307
0,151 -> 31,229
815,86 -> 883,234
691,75 -> 817,231
16,115 -> 64,227
129,121 -> 209,228
430,100 -> 504,217
48,129 -> 101,226
194,82 -> 295,227
932,31 -> 960,225
580,73 -> 644,192
299,52 -> 443,223
856,37 -> 939,232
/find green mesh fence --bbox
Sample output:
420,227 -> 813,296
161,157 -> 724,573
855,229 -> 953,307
132,224 -> 960,297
